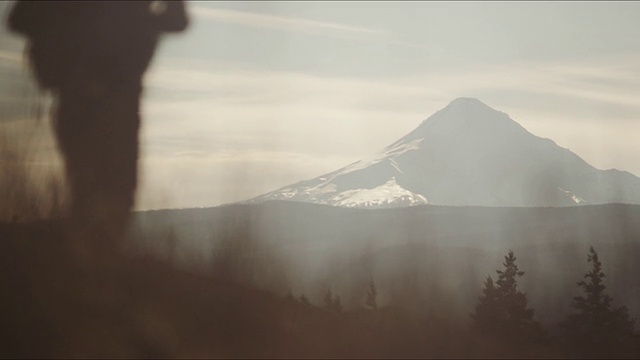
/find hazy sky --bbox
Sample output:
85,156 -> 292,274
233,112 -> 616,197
2,1 -> 640,210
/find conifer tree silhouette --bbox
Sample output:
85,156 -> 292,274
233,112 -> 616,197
323,288 -> 343,314
472,250 -> 543,346
560,246 -> 637,358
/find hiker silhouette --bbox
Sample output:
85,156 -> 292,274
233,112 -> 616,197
8,1 -> 189,259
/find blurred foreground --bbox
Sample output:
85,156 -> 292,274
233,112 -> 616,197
0,220 -> 548,358
2,203 -> 640,358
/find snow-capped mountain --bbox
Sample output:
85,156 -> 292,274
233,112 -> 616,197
249,97 -> 640,208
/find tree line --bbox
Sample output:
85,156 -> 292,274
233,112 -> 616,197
472,247 -> 637,357
280,246 -> 638,358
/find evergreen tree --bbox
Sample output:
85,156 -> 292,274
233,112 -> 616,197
472,276 -> 500,333
560,247 -> 637,357
323,288 -> 343,314
472,250 -> 542,345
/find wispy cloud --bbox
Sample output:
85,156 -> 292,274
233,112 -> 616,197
395,54 -> 640,113
146,54 -> 640,123
187,5 -> 431,51
190,5 -> 387,38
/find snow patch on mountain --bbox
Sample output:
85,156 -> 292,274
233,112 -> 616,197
337,138 -> 423,176
264,182 -> 338,202
559,188 -> 585,204
260,177 -> 427,208
389,159 -> 404,174
330,177 -> 428,208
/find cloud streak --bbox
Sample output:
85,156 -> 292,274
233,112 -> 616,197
146,54 -> 640,122
190,5 -> 387,38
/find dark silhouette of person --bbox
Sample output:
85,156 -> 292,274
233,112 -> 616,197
7,1 -> 189,262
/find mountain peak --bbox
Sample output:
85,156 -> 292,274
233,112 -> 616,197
405,97 -> 524,143
449,97 -> 486,106
441,97 -> 499,116
443,97 -> 495,113
248,98 -> 640,208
